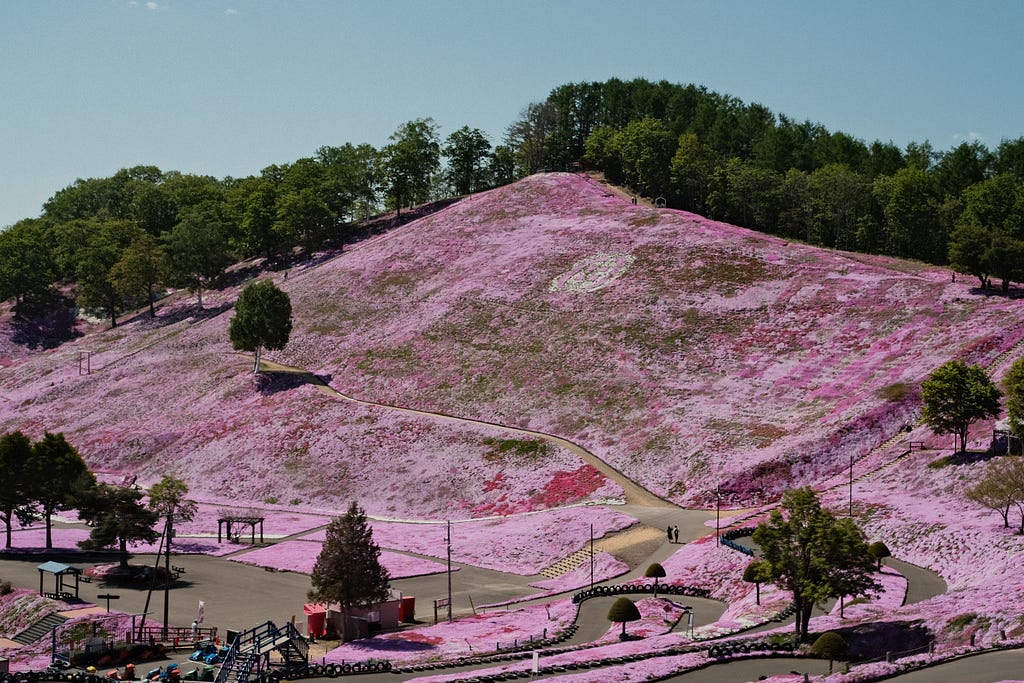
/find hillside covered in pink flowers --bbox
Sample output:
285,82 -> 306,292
1,172 -> 1022,518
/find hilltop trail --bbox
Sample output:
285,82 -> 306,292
259,359 -> 675,510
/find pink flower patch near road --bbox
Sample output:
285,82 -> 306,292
229,540 -> 452,579
0,527 -> 92,553
297,506 -> 637,575
324,599 -> 578,666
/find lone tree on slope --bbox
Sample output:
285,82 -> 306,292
229,279 -> 292,373
920,360 -> 1001,453
309,502 -> 391,642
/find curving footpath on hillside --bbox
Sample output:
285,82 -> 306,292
258,359 -> 676,510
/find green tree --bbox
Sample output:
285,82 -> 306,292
109,233 -> 163,317
77,483 -> 160,568
308,502 -> 391,642
807,163 -> 871,251
488,145 -> 517,187
506,102 -> 556,176
274,188 -> 336,256
948,222 -> 993,288
29,433 -> 94,549
1003,356 -> 1024,437
162,203 -> 233,310
443,126 -> 493,195
614,117 -> 676,199
872,167 -> 941,261
226,176 -> 283,259
920,360 -> 1001,453
867,541 -> 891,570
75,220 -> 147,327
934,141 -> 993,198
229,279 -> 293,373
811,631 -> 847,673
379,118 -> 441,218
742,559 -> 770,605
752,487 -> 879,643
0,219 -> 56,318
316,143 -> 379,222
148,475 -> 198,552
0,431 -> 37,549
644,562 -> 666,597
670,132 -> 717,213
606,597 -> 641,640
965,457 -> 1024,531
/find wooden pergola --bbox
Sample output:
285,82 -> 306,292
37,561 -> 82,600
217,515 -> 265,544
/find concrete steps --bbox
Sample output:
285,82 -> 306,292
13,612 -> 68,645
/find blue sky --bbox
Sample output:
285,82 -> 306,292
2,0 -> 1022,229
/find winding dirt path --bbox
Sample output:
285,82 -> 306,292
259,359 -> 674,509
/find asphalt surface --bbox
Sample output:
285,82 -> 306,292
0,515 -> 956,683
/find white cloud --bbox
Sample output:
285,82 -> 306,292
952,131 -> 985,144
146,1 -> 162,10
225,8 -> 239,15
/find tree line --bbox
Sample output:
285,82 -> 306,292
0,430 -> 194,568
5,77 -> 1024,328
513,78 -> 1024,289
0,118 -> 513,327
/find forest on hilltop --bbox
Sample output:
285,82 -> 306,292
2,77 -> 1023,334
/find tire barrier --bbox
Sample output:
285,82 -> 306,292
572,583 -> 711,603
707,639 -> 797,659
2,658 -> 400,682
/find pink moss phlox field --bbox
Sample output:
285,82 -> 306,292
299,507 -> 636,575
0,278 -> 620,523
590,597 -> 687,645
0,527 -> 92,553
4,172 -> 1018,523
263,172 -> 1024,507
7,173 -> 1024,679
228,540 -> 451,579
324,599 -> 578,666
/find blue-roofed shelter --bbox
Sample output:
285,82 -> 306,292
37,561 -> 82,599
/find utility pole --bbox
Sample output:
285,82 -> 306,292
589,524 -> 594,590
849,454 -> 854,517
163,514 -> 173,641
446,520 -> 453,622
715,486 -> 721,546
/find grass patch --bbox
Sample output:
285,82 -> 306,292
877,382 -> 912,402
482,437 -> 549,465
629,213 -> 661,227
945,613 -> 977,631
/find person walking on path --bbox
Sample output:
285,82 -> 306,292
673,526 -> 679,543
667,526 -> 673,542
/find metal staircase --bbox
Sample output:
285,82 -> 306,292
214,621 -> 308,683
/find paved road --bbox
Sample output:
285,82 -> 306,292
886,557 -> 947,605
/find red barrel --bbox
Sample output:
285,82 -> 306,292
398,596 -> 415,622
